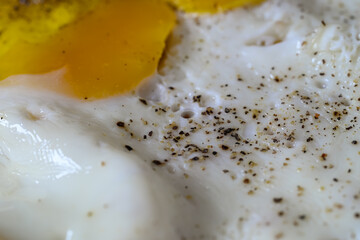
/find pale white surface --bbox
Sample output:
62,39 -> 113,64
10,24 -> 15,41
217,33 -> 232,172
1,0 -> 360,239
0,88 -> 193,240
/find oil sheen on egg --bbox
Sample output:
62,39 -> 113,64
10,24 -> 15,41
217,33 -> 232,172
1,0 -> 360,240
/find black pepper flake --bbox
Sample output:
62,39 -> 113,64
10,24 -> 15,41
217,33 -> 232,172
139,98 -> 148,105
116,121 -> 125,127
274,76 -> 283,83
191,156 -> 199,161
352,140 -> 358,145
152,160 -> 163,166
243,178 -> 250,184
320,153 -> 328,161
223,128 -> 235,135
125,145 -> 133,151
231,133 -> 241,141
298,215 -> 306,220
273,198 -> 283,203
193,95 -> 202,103
355,213 -> 360,218
221,145 -> 229,150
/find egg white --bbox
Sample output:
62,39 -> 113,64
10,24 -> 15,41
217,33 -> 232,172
1,0 -> 360,239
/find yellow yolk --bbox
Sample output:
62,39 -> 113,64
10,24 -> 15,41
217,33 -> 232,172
0,0 -> 263,100
0,0 -> 175,99
169,0 -> 265,13
0,0 -> 101,55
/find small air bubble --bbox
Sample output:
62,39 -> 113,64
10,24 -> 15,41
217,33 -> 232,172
167,166 -> 175,174
171,104 -> 180,112
341,100 -> 350,106
286,141 -> 295,148
356,33 -> 360,41
315,80 -> 328,89
264,128 -> 274,135
181,110 -> 194,119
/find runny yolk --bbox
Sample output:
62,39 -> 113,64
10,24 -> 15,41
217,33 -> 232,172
170,0 -> 264,13
0,0 -> 263,100
0,0 -> 176,99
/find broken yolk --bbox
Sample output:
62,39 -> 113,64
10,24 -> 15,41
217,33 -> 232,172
0,0 -> 176,99
0,0 -> 263,100
170,0 -> 264,13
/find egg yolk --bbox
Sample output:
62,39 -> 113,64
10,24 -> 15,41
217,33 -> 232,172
0,0 -> 263,100
0,0 -> 101,56
0,0 -> 176,99
170,0 -> 264,13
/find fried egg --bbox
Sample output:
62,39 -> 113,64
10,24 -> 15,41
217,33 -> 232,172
0,0 -> 360,239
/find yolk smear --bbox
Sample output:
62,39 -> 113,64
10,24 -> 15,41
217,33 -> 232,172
0,0 -> 176,99
169,0 -> 264,13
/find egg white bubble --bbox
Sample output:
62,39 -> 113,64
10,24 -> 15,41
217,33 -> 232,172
1,0 -> 360,239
